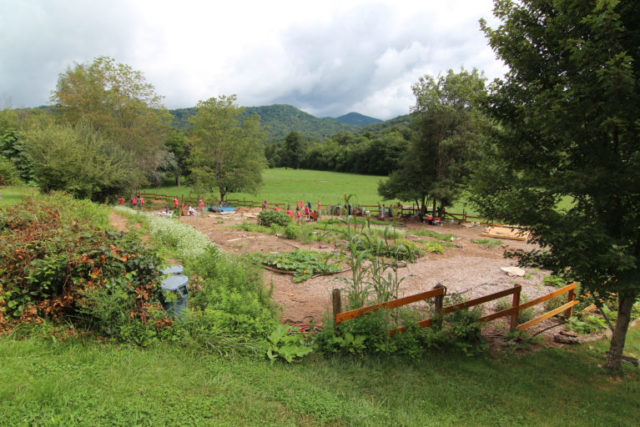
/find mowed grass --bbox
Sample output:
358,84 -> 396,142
146,168 -> 481,214
0,185 -> 37,207
1,328 -> 639,426
147,168 -> 390,207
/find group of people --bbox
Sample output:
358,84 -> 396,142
117,195 -> 145,210
263,200 -> 321,222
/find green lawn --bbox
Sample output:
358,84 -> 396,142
1,329 -> 638,426
146,168 -> 480,214
0,185 -> 37,207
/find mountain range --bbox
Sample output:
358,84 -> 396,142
170,104 -> 389,143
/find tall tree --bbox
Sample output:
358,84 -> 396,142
379,69 -> 487,215
187,95 -> 266,202
476,0 -> 640,371
51,56 -> 170,186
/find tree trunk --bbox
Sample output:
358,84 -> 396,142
219,188 -> 226,203
175,173 -> 180,187
432,198 -> 437,216
605,293 -> 636,372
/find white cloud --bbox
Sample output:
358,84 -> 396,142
0,0 -> 506,118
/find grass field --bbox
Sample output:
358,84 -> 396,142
0,185 -> 37,207
1,327 -> 638,425
145,168 -> 479,214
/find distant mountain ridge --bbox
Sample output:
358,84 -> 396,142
170,104 -> 389,143
334,112 -> 382,126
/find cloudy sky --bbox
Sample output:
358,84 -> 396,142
1,0 -> 506,119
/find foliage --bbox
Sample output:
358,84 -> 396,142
472,238 -> 503,249
0,157 -> 20,185
543,275 -> 568,289
0,110 -> 33,182
257,209 -> 292,227
266,324 -> 313,363
25,121 -> 137,201
187,95 -> 266,201
566,315 -> 608,335
476,0 -> 640,371
0,194 -> 165,342
249,250 -> 343,283
115,206 -> 214,260
411,229 -> 455,241
51,56 -> 170,186
379,68 -> 488,215
186,246 -> 278,338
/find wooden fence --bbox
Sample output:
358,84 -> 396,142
332,282 -> 578,334
137,192 -> 495,223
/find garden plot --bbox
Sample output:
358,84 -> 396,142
179,210 -> 553,326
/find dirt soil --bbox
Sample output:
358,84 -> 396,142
175,208 -> 562,332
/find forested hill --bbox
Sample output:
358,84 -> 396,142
170,104 -> 383,143
334,112 -> 382,126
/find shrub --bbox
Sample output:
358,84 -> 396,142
257,209 -> 291,227
0,195 -> 166,343
0,157 -> 21,185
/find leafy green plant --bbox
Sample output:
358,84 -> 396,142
471,238 -> 502,249
249,250 -> 343,282
543,274 -> 567,289
257,209 -> 291,227
266,324 -> 313,363
566,315 -> 607,335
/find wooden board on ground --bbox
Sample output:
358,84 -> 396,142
482,226 -> 530,241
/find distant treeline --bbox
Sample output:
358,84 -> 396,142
265,115 -> 413,176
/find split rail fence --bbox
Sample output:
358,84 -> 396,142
138,192 -> 489,223
332,282 -> 578,334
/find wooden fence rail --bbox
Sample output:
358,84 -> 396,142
134,193 -> 499,223
333,282 -> 578,335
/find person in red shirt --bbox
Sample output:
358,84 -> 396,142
131,196 -> 137,208
287,208 -> 293,219
273,205 -> 279,211
173,197 -> 179,209
199,199 -> 205,213
139,196 -> 144,210
117,197 -> 124,205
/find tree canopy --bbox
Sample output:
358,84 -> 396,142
379,69 -> 487,214
187,95 -> 266,202
475,0 -> 640,371
51,56 -> 170,186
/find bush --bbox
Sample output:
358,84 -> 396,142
0,157 -> 21,185
257,209 -> 291,227
0,195 -> 166,343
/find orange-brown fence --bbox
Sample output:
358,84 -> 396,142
137,193 -> 497,223
332,282 -> 578,335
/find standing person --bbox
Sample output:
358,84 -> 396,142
199,199 -> 205,213
118,196 -> 125,205
317,201 -> 322,216
173,197 -> 179,210
131,195 -> 137,208
139,195 -> 144,210
296,209 -> 302,223
304,204 -> 309,220
262,200 -> 267,210
286,208 -> 294,219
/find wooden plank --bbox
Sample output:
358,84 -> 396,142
442,286 -> 518,314
518,283 -> 577,311
335,287 -> 445,323
478,306 -> 518,323
517,300 -> 579,330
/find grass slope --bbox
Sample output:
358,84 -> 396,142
148,168 -> 391,207
1,329 -> 638,425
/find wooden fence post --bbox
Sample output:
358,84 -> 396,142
332,289 -> 342,328
433,283 -> 445,315
510,284 -> 521,331
565,286 -> 576,319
